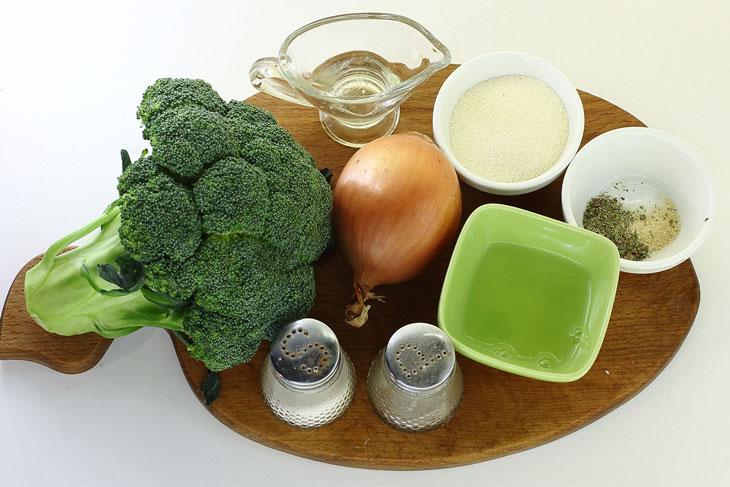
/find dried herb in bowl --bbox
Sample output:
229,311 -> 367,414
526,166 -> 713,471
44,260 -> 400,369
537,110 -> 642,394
583,191 -> 681,262
583,193 -> 649,260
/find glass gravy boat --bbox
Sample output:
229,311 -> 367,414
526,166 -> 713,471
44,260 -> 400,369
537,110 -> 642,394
250,13 -> 451,147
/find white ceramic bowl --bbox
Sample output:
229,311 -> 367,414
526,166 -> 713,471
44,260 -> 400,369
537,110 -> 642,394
562,127 -> 714,274
432,51 -> 585,195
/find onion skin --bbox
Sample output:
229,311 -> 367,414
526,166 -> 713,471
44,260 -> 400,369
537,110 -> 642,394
333,132 -> 462,327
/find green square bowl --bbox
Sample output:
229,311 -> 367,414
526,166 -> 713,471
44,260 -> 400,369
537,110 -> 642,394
438,204 -> 620,382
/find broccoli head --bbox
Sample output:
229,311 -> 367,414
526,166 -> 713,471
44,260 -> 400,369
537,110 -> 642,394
25,78 -> 332,374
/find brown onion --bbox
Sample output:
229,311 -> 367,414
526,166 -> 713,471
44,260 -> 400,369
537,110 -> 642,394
333,132 -> 462,327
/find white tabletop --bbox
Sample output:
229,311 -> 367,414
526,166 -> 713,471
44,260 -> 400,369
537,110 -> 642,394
1,1 -> 728,485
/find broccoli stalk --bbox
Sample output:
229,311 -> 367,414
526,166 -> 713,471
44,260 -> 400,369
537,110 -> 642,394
25,204 -> 185,339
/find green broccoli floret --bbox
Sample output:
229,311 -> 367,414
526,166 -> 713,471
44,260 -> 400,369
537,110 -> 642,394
226,99 -> 277,126
137,78 -> 228,128
144,106 -> 237,180
227,101 -> 314,165
25,78 -> 332,378
183,306 -> 265,372
143,256 -> 197,301
193,157 -> 270,236
118,172 -> 202,263
193,236 -> 315,327
117,155 -> 161,196
240,138 -> 332,265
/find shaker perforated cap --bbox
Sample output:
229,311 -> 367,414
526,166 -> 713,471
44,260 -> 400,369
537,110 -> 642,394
269,318 -> 341,389
385,322 -> 456,393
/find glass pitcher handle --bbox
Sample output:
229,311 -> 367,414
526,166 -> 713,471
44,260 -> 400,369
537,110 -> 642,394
249,57 -> 314,107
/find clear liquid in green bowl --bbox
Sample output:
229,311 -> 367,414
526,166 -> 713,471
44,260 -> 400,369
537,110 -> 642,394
438,204 -> 620,382
465,242 -> 591,369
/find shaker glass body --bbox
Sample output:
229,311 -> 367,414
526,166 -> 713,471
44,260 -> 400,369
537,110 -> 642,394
260,318 -> 356,429
367,322 -> 463,433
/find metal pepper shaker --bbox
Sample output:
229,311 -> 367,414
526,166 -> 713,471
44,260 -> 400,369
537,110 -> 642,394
367,322 -> 463,433
260,318 -> 356,429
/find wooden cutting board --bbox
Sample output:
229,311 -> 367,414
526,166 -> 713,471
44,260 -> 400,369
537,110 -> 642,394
0,65 -> 700,469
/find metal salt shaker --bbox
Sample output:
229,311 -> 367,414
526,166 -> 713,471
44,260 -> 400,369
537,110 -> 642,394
260,318 -> 356,429
367,322 -> 463,433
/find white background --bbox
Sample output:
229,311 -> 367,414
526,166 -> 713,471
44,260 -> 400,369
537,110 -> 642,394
1,1 -> 728,485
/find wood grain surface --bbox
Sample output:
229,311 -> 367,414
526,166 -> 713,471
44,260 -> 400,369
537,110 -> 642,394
0,65 -> 700,469
0,254 -> 112,374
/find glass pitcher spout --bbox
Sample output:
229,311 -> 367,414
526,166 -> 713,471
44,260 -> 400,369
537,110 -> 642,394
248,13 -> 451,147
250,57 -> 315,107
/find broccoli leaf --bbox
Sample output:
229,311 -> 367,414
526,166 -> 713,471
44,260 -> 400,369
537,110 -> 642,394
121,149 -> 132,172
319,167 -> 333,183
200,369 -> 222,406
98,254 -> 145,290
82,254 -> 145,296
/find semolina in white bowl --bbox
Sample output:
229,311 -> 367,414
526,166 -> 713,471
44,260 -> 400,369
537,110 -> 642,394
432,51 -> 585,196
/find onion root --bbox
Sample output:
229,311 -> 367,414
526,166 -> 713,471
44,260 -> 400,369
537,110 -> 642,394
345,283 -> 384,328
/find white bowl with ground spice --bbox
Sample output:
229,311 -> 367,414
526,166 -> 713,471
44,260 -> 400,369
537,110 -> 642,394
432,51 -> 584,195
561,127 -> 714,274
